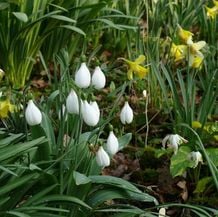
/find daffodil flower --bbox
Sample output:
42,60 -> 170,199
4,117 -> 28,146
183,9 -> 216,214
188,41 -> 206,68
177,24 -> 193,45
0,99 -> 14,118
206,6 -> 217,19
170,43 -> 187,62
121,55 -> 149,80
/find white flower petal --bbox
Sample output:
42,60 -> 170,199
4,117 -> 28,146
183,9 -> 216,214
96,146 -> 110,167
75,62 -> 91,88
91,66 -> 106,89
82,100 -> 99,126
106,131 -> 119,155
25,100 -> 42,126
120,101 -> 133,124
66,90 -> 79,114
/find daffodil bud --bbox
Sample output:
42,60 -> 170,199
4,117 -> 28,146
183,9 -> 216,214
120,101 -> 133,124
25,100 -> 42,126
75,62 -> 91,88
106,131 -> 119,155
96,146 -> 110,167
81,100 -> 99,126
66,90 -> 79,114
91,66 -> 106,89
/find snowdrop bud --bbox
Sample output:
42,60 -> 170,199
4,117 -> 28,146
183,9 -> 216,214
66,90 -> 79,114
158,208 -> 166,217
143,90 -> 147,98
25,100 -> 42,126
91,66 -> 106,89
0,69 -> 5,81
120,101 -> 133,124
96,146 -> 110,167
82,100 -> 99,126
106,131 -> 119,155
59,105 -> 68,121
75,62 -> 91,88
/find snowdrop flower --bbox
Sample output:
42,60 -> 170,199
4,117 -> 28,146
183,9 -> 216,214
96,146 -> 110,167
162,134 -> 188,155
189,151 -> 203,168
75,62 -> 91,88
91,66 -> 106,89
66,90 -> 79,114
82,100 -> 99,126
106,131 -> 119,155
25,100 -> 42,126
58,105 -> 68,121
120,101 -> 133,124
158,208 -> 166,217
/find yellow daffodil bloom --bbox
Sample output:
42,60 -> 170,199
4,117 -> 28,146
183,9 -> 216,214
188,41 -> 206,68
0,99 -> 14,118
213,0 -> 218,7
177,24 -> 193,45
121,55 -> 149,80
206,6 -> 217,19
170,43 -> 187,62
192,121 -> 202,129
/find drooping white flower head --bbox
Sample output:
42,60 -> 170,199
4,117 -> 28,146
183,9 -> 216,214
162,134 -> 188,155
81,100 -> 99,126
188,151 -> 203,168
75,62 -> 91,88
158,208 -> 166,217
66,90 -> 79,114
120,101 -> 133,124
106,130 -> 119,155
25,100 -> 42,126
96,146 -> 110,167
91,66 -> 106,90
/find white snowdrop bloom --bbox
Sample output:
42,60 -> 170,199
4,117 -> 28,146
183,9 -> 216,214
75,62 -> 91,88
120,101 -> 133,124
91,66 -> 106,89
96,146 -> 110,167
81,100 -> 99,126
106,130 -> 119,155
162,134 -> 188,155
90,101 -> 100,120
66,90 -> 79,114
158,208 -> 166,217
143,90 -> 147,98
189,151 -> 203,168
25,100 -> 42,126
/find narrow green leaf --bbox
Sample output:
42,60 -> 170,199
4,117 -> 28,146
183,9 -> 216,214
0,133 -> 23,148
118,133 -> 132,150
12,12 -> 28,22
0,137 -> 46,162
0,2 -> 9,10
0,173 -> 39,196
61,25 -> 86,36
50,15 -> 76,23
6,211 -> 30,217
33,195 -> 91,209
73,171 -> 91,185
